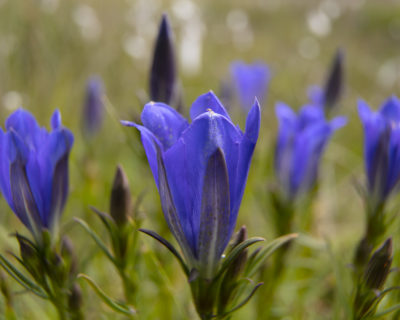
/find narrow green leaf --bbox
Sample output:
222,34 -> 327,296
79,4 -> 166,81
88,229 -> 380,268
218,282 -> 263,317
245,233 -> 297,277
90,206 -> 116,235
74,218 -> 116,265
0,254 -> 47,298
215,237 -> 264,280
372,303 -> 400,318
78,274 -> 136,316
139,228 -> 189,276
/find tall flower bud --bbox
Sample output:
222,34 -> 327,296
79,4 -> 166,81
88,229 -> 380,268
110,165 -> 132,226
149,14 -> 177,105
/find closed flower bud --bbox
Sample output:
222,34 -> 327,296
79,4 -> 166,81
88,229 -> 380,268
323,49 -> 344,110
68,283 -> 83,314
149,14 -> 177,105
364,238 -> 392,290
110,165 -> 132,226
82,76 -> 104,138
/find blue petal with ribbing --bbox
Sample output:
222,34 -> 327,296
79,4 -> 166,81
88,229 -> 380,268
141,102 -> 188,150
385,127 -> 400,195
190,91 -> 231,121
5,109 -> 42,150
379,96 -> 400,122
163,111 -> 242,256
290,123 -> 331,196
229,100 -> 260,238
231,61 -> 270,110
358,100 -> 388,188
121,121 -> 161,187
0,130 -> 14,212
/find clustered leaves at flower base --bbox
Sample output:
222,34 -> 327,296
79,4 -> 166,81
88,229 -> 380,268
274,102 -> 346,202
122,91 -> 268,317
0,109 -> 74,242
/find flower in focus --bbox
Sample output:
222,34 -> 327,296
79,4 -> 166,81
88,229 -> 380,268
82,76 -> 104,138
149,14 -> 178,106
275,102 -> 346,200
122,91 -> 260,277
0,109 -> 74,239
358,96 -> 400,205
230,61 -> 270,110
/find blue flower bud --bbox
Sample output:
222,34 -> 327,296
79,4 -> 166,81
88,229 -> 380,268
0,109 -> 74,240
122,91 -> 260,276
323,49 -> 344,110
149,14 -> 177,105
82,76 -> 104,138
274,102 -> 346,199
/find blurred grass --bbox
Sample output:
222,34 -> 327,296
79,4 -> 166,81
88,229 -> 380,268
0,0 -> 399,319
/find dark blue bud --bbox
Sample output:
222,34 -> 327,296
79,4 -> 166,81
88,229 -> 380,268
323,49 -> 344,110
149,14 -> 177,105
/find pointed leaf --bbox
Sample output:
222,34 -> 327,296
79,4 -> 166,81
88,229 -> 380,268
90,206 -> 116,235
215,237 -> 264,280
74,218 -> 116,265
245,233 -> 297,277
218,282 -> 263,317
139,228 -> 189,276
198,148 -> 230,278
0,254 -> 47,298
372,303 -> 400,318
78,274 -> 136,316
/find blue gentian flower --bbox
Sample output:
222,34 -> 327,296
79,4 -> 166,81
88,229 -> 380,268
0,109 -> 74,238
122,91 -> 260,277
82,76 -> 104,137
230,61 -> 270,110
275,102 -> 346,200
358,96 -> 400,204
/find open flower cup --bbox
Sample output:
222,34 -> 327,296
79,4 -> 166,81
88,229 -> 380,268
122,91 -> 279,318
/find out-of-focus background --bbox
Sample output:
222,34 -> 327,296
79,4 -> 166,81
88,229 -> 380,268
0,0 -> 399,319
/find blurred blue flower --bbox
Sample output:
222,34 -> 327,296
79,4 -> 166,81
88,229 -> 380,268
275,102 -> 346,200
82,76 -> 104,137
122,91 -> 260,276
358,96 -> 400,204
230,61 -> 270,110
0,109 -> 74,238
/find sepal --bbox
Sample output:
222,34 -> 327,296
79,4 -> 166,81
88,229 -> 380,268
139,228 -> 189,276
244,233 -> 298,277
